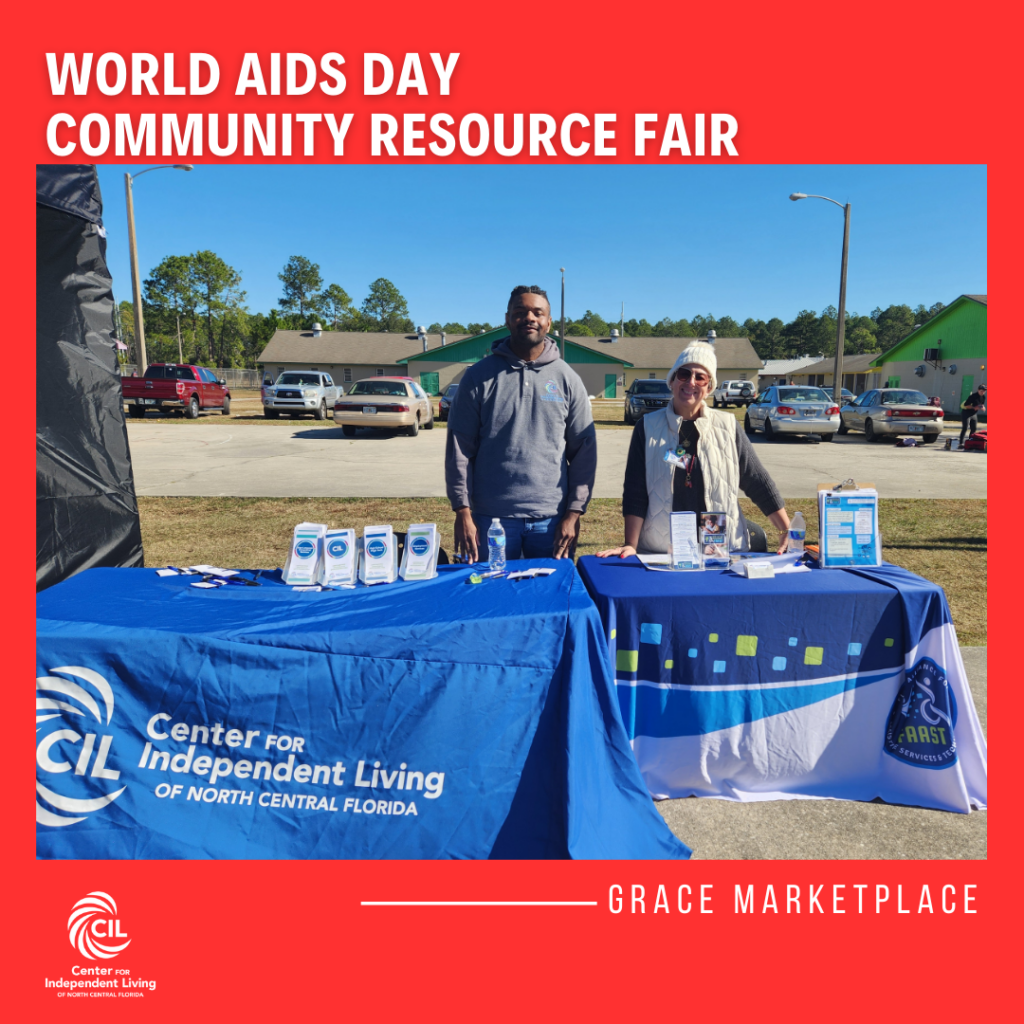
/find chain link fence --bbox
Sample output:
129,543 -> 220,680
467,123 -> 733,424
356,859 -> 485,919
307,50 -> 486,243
119,366 -> 263,389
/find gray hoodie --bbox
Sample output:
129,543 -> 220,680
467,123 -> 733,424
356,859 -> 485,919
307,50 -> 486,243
445,337 -> 597,519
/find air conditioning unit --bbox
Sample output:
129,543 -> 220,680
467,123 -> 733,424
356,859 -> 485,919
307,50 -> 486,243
923,348 -> 940,362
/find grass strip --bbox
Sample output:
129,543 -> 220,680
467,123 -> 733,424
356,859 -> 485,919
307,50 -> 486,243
137,496 -> 986,645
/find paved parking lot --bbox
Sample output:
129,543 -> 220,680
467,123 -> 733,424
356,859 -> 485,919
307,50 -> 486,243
126,421 -> 987,498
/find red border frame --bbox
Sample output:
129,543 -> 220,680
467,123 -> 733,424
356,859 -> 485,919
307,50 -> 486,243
10,2 -> 1012,1016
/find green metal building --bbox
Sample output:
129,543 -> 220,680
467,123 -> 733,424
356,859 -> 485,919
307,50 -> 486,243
870,295 -> 986,414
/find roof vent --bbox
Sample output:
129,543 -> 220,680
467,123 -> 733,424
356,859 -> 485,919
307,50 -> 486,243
440,331 -> 447,347
417,325 -> 428,351
706,329 -> 717,343
312,323 -> 323,338
610,328 -> 620,342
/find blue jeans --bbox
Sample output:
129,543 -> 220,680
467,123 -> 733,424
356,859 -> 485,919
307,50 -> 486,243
473,515 -> 558,560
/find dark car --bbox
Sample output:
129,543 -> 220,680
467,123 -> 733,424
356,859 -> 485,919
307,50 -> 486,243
624,379 -> 672,424
438,383 -> 459,422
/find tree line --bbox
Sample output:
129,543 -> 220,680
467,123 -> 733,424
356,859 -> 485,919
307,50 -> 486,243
114,250 -> 947,368
561,302 -> 947,360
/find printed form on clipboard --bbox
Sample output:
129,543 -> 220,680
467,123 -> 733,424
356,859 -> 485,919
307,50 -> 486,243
817,480 -> 882,568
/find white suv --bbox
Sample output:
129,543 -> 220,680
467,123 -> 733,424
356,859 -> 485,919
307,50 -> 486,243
712,380 -> 756,408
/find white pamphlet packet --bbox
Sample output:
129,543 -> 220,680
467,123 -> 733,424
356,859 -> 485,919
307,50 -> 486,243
321,528 -> 357,588
400,523 -> 440,581
282,523 -> 326,585
669,512 -> 702,570
359,525 -> 397,585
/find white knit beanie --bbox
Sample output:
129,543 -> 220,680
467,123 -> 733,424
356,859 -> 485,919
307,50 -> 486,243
669,341 -> 717,389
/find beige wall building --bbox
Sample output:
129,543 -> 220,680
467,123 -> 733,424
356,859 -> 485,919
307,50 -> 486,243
257,327 -> 763,400
789,353 -> 884,394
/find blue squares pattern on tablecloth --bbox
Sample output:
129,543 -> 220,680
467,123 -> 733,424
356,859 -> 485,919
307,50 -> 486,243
788,637 -> 799,647
688,648 -> 698,658
640,622 -> 663,644
773,656 -> 787,671
848,642 -> 862,656
713,660 -> 727,673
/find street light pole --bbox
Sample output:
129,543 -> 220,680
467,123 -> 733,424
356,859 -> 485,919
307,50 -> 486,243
789,193 -> 851,405
124,164 -> 193,373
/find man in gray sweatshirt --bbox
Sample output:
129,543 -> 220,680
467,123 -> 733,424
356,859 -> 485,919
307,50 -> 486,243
445,285 -> 597,562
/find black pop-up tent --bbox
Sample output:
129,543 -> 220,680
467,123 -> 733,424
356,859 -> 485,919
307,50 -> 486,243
37,164 -> 144,591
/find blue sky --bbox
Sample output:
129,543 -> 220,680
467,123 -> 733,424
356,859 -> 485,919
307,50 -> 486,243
94,164 -> 986,327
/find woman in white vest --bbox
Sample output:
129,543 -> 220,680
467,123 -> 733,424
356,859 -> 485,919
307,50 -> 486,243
597,342 -> 792,558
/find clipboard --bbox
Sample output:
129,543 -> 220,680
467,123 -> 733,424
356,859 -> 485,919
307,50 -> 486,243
817,479 -> 882,568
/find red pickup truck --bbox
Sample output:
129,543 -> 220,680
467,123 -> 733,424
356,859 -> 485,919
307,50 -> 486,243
122,364 -> 231,419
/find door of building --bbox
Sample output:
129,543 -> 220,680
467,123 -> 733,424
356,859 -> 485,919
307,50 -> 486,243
959,375 -> 975,408
604,374 -> 617,399
419,372 -> 440,395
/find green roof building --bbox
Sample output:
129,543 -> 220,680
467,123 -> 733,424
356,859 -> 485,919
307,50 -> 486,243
870,295 -> 986,414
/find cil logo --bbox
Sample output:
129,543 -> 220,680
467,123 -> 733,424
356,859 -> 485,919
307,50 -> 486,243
327,538 -> 349,558
68,892 -> 131,959
36,666 -> 126,828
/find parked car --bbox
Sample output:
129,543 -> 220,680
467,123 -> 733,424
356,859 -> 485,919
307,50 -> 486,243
122,364 -> 231,419
624,379 -> 672,424
438,383 -> 459,422
744,385 -> 841,441
262,371 -> 340,420
838,388 -> 944,442
712,379 -> 756,407
333,377 -> 435,436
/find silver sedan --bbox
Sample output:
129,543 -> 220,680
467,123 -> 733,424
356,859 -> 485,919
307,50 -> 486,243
744,385 -> 841,441
838,388 -> 944,442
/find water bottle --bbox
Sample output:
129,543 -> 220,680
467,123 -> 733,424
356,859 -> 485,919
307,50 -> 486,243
788,511 -> 806,554
487,518 -> 506,571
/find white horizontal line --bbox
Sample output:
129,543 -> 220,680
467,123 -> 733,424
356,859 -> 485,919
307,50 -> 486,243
361,901 -> 597,907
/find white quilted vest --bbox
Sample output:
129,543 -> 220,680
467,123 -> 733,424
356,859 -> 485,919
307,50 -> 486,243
637,405 -> 748,554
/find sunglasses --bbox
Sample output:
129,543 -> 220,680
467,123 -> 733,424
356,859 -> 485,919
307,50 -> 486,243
674,368 -> 710,385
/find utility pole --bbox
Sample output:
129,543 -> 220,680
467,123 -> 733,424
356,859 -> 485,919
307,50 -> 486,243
559,268 -> 566,361
123,164 -> 194,375
124,173 -> 147,373
832,203 -> 851,404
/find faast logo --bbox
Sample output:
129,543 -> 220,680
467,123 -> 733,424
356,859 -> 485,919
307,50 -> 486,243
68,892 -> 131,960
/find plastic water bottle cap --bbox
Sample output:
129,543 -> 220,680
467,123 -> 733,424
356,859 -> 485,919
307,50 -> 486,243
492,518 -> 500,525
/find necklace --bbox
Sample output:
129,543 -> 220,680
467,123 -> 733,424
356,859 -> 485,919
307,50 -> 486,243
677,422 -> 698,487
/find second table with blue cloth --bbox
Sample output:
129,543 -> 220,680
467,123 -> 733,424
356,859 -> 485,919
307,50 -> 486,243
36,560 -> 689,860
576,555 -> 987,813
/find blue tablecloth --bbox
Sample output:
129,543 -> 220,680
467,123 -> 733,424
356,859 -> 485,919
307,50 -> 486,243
577,556 -> 987,813
36,562 -> 690,859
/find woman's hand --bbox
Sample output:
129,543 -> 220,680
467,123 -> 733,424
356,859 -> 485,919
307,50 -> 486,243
596,545 -> 637,559
767,509 -> 791,554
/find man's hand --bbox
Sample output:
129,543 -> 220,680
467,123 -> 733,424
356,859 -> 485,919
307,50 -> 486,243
553,511 -> 581,560
453,508 -> 479,564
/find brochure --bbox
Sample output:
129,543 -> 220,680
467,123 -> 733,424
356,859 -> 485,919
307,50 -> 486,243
359,525 -> 397,585
669,511 -> 702,570
321,528 -> 357,588
400,523 -> 440,581
700,512 -> 729,568
282,522 -> 326,585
